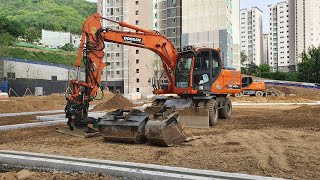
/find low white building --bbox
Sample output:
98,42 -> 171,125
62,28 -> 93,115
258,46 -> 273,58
41,29 -> 81,48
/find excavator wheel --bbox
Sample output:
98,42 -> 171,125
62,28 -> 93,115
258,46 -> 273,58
255,91 -> 264,97
207,99 -> 218,126
218,98 -> 232,119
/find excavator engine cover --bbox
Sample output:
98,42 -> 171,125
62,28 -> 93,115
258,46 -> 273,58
98,109 -> 148,143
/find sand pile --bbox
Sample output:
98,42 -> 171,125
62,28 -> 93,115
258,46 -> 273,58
93,94 -> 134,111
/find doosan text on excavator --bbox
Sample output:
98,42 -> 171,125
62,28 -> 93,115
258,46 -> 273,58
58,13 -> 242,146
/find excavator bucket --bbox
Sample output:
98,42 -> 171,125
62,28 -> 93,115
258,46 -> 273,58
56,117 -> 101,138
145,107 -> 187,146
98,107 -> 187,146
98,109 -> 148,143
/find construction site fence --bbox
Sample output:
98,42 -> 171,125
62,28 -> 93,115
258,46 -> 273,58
255,80 -> 320,90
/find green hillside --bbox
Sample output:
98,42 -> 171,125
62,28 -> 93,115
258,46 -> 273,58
0,0 -> 97,37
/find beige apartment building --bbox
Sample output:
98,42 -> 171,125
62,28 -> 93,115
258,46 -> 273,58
289,0 -> 320,71
268,1 -> 290,72
240,7 -> 263,66
181,0 -> 240,69
262,33 -> 269,65
98,0 -> 154,97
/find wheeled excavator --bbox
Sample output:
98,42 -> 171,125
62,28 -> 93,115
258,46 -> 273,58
59,13 -> 242,146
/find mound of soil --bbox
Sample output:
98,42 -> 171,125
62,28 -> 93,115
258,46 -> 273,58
271,86 -> 320,97
284,106 -> 320,114
93,94 -> 134,111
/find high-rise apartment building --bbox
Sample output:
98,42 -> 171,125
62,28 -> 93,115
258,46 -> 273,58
98,0 -> 154,96
268,1 -> 290,72
154,0 -> 240,69
181,0 -> 239,68
232,0 -> 241,71
156,0 -> 181,47
289,0 -> 320,71
240,7 -> 263,66
262,34 -> 269,65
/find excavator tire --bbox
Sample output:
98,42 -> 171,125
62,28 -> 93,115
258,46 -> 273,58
255,91 -> 264,96
218,98 -> 232,119
207,99 -> 218,126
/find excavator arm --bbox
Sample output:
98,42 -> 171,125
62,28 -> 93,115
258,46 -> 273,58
68,13 -> 178,105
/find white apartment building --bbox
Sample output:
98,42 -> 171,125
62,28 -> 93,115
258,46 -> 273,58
262,34 -> 269,65
268,1 -> 290,72
240,7 -> 263,66
98,0 -> 154,96
289,0 -> 320,71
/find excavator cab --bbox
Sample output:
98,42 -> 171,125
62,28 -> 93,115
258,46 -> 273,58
176,48 -> 222,92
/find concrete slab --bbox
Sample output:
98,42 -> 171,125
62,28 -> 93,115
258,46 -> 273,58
0,150 -> 285,180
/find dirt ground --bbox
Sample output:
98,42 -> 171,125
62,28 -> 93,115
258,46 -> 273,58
0,92 -> 116,114
0,106 -> 319,179
0,115 -> 40,126
0,169 -> 113,180
0,94 -> 66,114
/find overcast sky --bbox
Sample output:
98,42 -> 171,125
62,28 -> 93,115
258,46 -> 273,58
241,0 -> 285,33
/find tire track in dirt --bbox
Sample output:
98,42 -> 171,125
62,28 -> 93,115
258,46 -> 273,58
234,130 -> 291,172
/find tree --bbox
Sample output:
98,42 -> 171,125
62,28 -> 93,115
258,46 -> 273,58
247,62 -> 259,75
258,64 -> 271,73
0,33 -> 16,46
298,46 -> 320,83
0,16 -> 24,38
61,43 -> 75,51
24,27 -> 39,43
240,51 -> 247,65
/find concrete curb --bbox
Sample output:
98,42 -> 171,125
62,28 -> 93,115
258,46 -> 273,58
36,112 -> 106,121
0,106 -> 96,118
232,102 -> 320,106
0,110 -> 64,118
0,120 -> 66,132
0,150 -> 285,180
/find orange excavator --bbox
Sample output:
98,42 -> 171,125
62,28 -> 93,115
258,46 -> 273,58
60,13 -> 242,146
